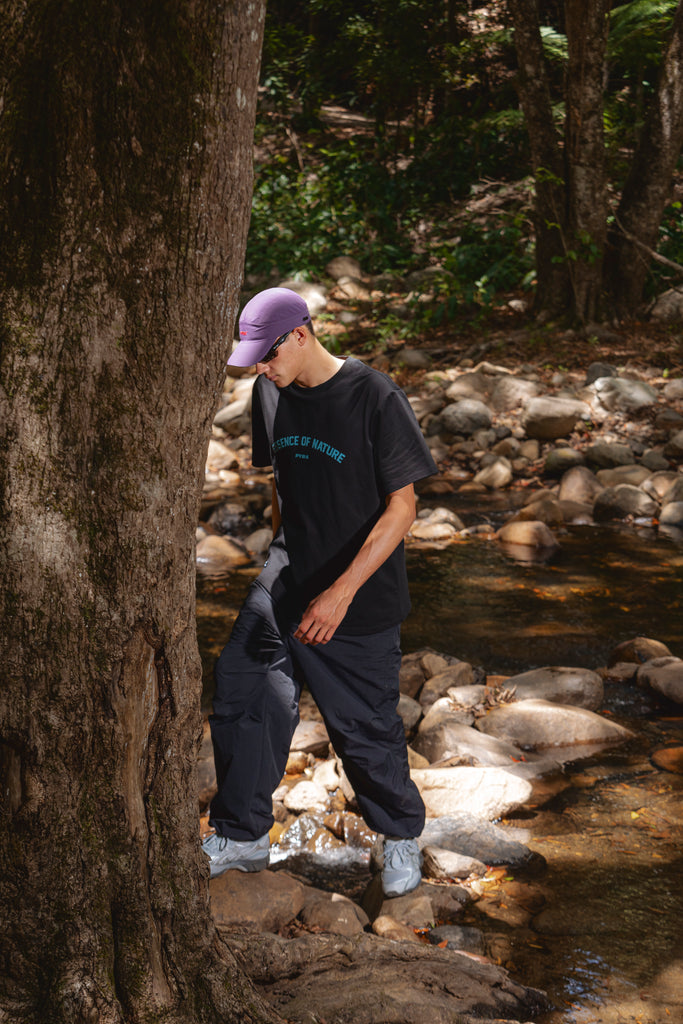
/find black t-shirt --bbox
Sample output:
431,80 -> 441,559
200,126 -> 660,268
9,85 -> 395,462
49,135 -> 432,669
252,357 -> 438,634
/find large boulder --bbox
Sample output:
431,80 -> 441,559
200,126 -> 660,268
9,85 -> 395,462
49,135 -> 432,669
475,698 -> 634,751
593,485 -> 657,521
505,666 -> 604,711
440,399 -> 493,436
637,657 -> 683,705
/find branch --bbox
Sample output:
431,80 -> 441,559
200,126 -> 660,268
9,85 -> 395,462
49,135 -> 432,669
613,213 -> 683,277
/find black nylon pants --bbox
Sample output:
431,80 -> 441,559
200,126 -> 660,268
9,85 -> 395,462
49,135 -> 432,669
208,578 -> 425,842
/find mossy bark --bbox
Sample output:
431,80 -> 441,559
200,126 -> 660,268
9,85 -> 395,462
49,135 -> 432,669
0,2 -> 281,1021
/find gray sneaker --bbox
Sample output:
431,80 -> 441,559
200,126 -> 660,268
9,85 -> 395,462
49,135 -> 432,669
382,837 -> 422,897
202,832 -> 270,879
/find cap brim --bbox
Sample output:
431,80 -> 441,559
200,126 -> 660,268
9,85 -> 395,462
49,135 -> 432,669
227,338 -> 270,367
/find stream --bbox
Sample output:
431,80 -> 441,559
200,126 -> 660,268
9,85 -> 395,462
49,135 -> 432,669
196,509 -> 683,1024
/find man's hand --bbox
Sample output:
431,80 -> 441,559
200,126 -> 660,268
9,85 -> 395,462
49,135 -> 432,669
294,582 -> 353,646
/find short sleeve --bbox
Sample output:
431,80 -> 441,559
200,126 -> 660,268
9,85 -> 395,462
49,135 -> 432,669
374,388 -> 438,495
251,377 -> 272,467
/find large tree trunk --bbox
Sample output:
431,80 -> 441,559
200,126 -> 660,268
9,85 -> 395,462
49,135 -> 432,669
508,0 -> 572,315
0,3 -> 281,1022
606,0 -> 683,313
564,0 -> 611,322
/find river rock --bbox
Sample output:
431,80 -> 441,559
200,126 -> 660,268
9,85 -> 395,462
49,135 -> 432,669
209,868 -> 305,932
596,464 -> 652,488
410,519 -> 458,541
496,520 -> 560,554
664,429 -> 683,458
398,693 -> 423,733
205,438 -> 239,472
283,780 -> 330,814
641,471 -> 680,499
418,663 -> 477,706
300,886 -> 369,936
505,666 -> 604,711
591,376 -> 659,412
196,534 -> 252,574
421,846 -> 487,881
660,500 -> 683,524
414,715 -> 533,767
410,765 -> 541,820
474,456 -> 513,489
544,447 -> 585,476
585,442 -> 635,469
661,476 -> 683,505
440,398 -> 493,436
608,636 -> 673,665
593,484 -> 658,521
509,496 -> 564,526
558,465 -> 604,504
372,915 -> 422,942
586,361 -> 618,384
475,698 -> 634,751
490,375 -> 541,411
636,657 -> 683,704
445,371 -> 493,402
279,278 -> 328,315
419,813 -> 545,872
521,396 -> 591,440
290,720 -> 330,756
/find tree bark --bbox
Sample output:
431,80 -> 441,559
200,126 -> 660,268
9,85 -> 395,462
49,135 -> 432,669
508,0 -> 571,315
606,0 -> 683,312
0,2 -> 281,1022
564,0 -> 611,322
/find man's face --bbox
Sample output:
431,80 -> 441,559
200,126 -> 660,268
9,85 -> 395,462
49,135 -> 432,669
255,328 -> 303,387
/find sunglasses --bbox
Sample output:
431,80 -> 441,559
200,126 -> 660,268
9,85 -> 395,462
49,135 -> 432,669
262,330 -> 292,363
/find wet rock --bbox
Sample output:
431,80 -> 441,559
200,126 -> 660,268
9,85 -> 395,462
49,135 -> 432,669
440,398 -> 493,436
475,697 -> 634,751
428,924 -> 486,954
285,751 -> 309,775
651,746 -> 683,773
593,484 -> 657,521
196,534 -> 252,574
505,666 -> 604,711
521,396 -> 591,440
637,656 -> 683,704
421,846 -> 487,880
313,758 -> 340,791
473,892 -> 533,928
496,520 -> 560,554
209,869 -> 305,932
591,376 -> 658,412
299,886 -> 369,936
585,441 -> 635,469
419,814 -> 545,872
410,764 -> 539,820
409,519 -> 458,541
608,636 -> 673,665
509,496 -> 564,526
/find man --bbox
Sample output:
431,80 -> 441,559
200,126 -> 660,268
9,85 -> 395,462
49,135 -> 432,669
202,287 -> 437,897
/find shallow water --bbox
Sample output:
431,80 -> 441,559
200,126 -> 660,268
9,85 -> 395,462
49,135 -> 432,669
196,518 -> 683,1023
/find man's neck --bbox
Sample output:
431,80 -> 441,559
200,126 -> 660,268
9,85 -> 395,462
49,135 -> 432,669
294,343 -> 344,388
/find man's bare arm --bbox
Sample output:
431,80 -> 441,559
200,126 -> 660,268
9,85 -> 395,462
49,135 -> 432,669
293,483 -> 416,646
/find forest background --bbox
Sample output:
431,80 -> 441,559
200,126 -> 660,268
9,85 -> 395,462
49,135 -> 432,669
246,0 -> 683,363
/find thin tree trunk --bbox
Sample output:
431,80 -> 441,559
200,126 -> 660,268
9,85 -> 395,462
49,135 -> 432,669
564,0 -> 611,322
0,2 -> 281,1022
508,0 -> 572,315
607,0 -> 683,312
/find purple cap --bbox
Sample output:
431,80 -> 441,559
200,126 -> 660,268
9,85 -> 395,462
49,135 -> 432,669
228,287 -> 311,366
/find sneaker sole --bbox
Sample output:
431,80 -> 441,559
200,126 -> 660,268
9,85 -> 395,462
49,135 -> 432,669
210,856 -> 270,879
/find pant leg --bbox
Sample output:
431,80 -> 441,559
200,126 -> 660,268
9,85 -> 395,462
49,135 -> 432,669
208,581 -> 300,841
289,626 -> 425,839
